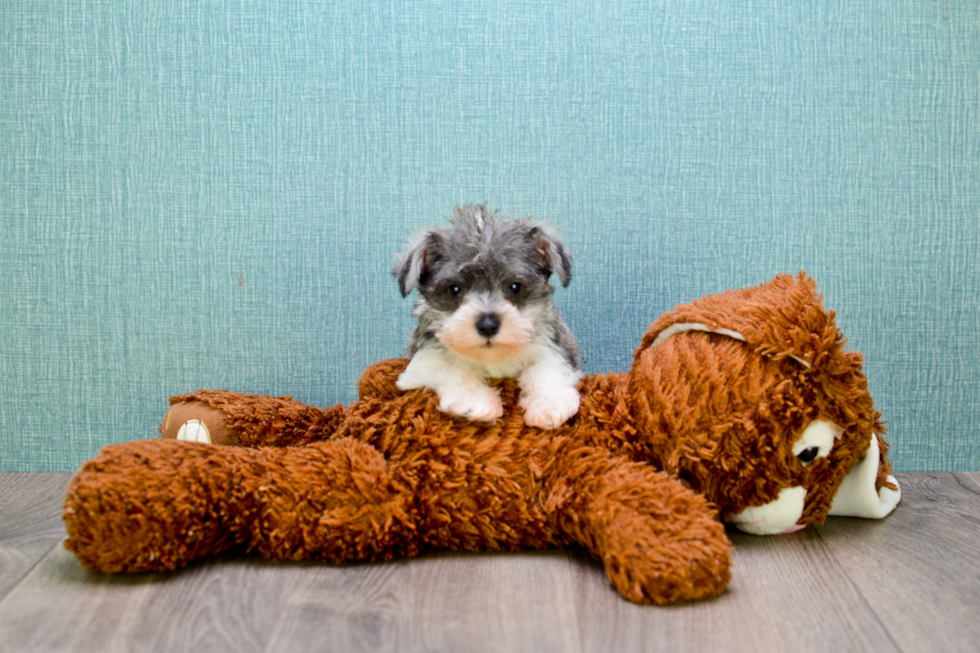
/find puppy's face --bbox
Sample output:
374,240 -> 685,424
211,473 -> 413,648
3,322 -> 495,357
394,205 -> 572,365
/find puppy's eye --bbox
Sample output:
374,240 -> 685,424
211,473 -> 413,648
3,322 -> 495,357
447,284 -> 463,297
507,282 -> 522,295
797,447 -> 820,464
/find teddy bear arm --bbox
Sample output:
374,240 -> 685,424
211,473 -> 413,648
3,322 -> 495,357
161,390 -> 349,448
157,359 -> 409,449
546,451 -> 732,605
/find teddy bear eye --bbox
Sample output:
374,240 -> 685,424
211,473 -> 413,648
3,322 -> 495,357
797,447 -> 820,464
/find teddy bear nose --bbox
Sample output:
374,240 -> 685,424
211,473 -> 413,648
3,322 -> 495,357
476,313 -> 501,338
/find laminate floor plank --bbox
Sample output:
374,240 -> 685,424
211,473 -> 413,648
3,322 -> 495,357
114,557 -> 303,653
0,546 -> 306,653
264,549 -> 583,653
0,473 -> 73,600
953,470 -> 980,495
567,525 -> 900,653
812,472 -> 980,653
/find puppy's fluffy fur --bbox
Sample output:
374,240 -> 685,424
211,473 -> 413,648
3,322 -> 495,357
393,205 -> 582,429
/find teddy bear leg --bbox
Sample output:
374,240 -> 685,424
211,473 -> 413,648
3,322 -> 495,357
548,454 -> 732,605
64,439 -> 260,572
64,438 -> 421,573
160,390 -> 348,447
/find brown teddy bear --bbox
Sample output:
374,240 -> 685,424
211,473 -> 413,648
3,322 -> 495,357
62,273 -> 900,605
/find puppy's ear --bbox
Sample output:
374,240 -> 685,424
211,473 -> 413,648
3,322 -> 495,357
531,226 -> 573,287
393,231 -> 439,297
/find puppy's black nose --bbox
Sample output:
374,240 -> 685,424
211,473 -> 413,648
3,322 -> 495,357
475,313 -> 501,338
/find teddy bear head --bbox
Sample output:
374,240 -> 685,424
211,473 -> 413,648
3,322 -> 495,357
627,273 -> 900,535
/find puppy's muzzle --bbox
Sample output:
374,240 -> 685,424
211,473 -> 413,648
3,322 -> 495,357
475,312 -> 501,338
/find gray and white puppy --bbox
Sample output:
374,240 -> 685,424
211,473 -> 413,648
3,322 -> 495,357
393,205 -> 582,429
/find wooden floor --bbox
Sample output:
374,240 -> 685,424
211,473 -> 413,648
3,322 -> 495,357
0,473 -> 978,653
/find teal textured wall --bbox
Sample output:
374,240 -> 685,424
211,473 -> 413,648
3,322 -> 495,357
2,1 -> 978,471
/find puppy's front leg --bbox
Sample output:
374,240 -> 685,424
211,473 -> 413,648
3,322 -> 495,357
518,347 -> 582,429
396,346 -> 504,422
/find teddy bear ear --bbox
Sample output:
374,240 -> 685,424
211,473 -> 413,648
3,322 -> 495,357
642,322 -> 812,370
635,272 -> 834,369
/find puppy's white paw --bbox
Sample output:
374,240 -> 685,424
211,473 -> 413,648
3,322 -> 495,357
520,386 -> 580,429
438,385 -> 504,422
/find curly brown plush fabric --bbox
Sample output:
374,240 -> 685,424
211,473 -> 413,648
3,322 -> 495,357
63,273 -> 896,605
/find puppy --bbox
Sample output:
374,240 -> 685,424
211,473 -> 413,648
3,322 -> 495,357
393,205 -> 582,429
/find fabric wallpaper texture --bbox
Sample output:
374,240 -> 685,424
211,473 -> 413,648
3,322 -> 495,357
1,1 -> 978,471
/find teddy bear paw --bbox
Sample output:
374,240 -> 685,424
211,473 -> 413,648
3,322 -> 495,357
520,386 -> 580,429
175,419 -> 211,444
437,385 -> 504,422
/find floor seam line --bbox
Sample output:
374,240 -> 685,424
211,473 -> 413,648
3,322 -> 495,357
810,526 -> 905,653
0,539 -> 62,607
